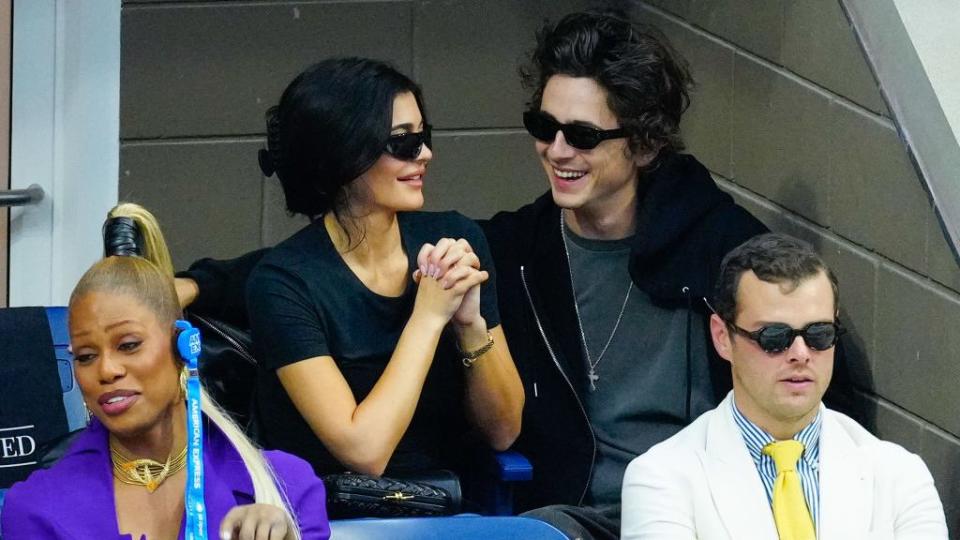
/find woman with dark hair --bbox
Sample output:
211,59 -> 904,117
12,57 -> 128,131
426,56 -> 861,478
243,58 -> 523,478
1,205 -> 330,540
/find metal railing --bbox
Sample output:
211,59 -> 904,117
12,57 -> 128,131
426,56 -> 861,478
0,184 -> 44,207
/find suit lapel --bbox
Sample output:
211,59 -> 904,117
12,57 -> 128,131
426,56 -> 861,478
704,395 -> 779,540
817,411 -> 872,539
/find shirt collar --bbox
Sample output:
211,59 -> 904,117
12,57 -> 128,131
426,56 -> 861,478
730,395 -> 823,470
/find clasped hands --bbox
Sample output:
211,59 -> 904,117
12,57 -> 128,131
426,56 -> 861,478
411,237 -> 487,331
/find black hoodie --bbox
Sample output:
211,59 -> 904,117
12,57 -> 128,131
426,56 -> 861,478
479,152 -> 768,511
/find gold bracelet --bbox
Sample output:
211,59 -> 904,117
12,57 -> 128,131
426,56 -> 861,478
459,332 -> 494,368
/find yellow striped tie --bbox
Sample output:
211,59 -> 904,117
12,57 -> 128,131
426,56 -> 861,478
762,440 -> 815,540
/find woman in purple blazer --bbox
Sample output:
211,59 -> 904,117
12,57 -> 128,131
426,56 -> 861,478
0,205 -> 330,540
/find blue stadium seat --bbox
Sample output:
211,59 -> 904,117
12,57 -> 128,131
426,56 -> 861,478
329,515 -> 567,540
45,307 -> 88,432
471,450 -> 532,516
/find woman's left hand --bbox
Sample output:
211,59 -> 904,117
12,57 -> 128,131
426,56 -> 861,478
416,238 -> 480,280
219,503 -> 291,540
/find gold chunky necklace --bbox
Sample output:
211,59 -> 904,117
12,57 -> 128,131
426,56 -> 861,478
110,444 -> 187,493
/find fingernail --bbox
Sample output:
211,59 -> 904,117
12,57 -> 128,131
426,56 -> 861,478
419,265 -> 426,275
221,532 -> 231,540
429,264 -> 437,277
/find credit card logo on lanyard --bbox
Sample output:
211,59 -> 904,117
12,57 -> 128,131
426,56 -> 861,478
176,320 -> 207,540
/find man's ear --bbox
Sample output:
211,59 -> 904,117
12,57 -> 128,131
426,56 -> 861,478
710,314 -> 734,363
632,143 -> 662,169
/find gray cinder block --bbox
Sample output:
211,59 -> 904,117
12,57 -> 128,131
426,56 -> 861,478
926,213 -> 960,294
731,53 -> 832,225
424,130 -> 545,219
689,0 -> 784,61
637,4 -> 735,178
122,1 -> 413,138
875,263 -> 960,437
119,140 -> 264,269
414,0 -> 594,130
827,102 -> 930,274
780,0 -> 887,115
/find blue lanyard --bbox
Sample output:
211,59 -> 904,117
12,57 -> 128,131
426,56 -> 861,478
176,320 -> 207,540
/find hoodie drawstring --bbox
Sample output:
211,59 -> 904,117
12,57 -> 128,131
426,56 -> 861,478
682,286 -> 693,423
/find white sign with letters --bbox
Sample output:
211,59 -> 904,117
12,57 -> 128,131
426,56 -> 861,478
0,424 -> 38,468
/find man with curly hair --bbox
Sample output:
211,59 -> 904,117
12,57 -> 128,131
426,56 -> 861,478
480,11 -> 767,538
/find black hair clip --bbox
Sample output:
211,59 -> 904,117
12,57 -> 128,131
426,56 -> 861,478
260,110 -> 282,178
103,216 -> 143,257
258,148 -> 275,177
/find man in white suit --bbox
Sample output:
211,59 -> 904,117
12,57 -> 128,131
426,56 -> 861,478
621,233 -> 947,540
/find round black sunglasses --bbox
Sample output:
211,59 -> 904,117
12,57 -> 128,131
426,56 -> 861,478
728,321 -> 844,354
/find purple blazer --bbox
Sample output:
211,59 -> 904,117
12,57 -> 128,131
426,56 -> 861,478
0,416 -> 330,539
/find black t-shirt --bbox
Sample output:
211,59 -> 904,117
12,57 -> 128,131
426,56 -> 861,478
246,211 -> 500,475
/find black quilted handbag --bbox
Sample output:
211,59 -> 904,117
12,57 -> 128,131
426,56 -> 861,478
322,471 -> 462,519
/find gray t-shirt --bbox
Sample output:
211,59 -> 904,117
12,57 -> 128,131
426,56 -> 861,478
563,223 -> 714,509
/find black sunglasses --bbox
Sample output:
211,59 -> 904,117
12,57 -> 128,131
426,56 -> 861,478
728,321 -> 844,354
522,110 -> 627,150
384,125 -> 432,160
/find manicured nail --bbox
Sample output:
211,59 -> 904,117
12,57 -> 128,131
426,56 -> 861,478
428,264 -> 437,277
419,264 -> 426,276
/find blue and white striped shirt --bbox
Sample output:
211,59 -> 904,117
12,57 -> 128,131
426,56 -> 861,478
731,398 -> 822,530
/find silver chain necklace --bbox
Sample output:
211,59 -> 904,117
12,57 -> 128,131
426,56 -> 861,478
560,211 -> 633,392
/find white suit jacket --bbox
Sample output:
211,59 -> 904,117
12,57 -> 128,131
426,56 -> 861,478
621,393 -> 947,540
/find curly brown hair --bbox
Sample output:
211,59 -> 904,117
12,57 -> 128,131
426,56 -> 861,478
521,10 -> 693,156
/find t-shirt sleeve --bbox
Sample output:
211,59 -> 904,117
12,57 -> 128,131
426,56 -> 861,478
459,216 -> 501,329
246,262 -> 330,371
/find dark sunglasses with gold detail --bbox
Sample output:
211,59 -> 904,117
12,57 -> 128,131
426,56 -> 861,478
384,125 -> 432,160
522,110 -> 628,150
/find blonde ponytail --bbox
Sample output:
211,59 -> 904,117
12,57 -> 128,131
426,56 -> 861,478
108,203 -> 175,277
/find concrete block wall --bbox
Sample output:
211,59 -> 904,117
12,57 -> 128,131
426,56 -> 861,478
635,0 -> 960,530
119,0 -> 599,268
121,0 -> 960,530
